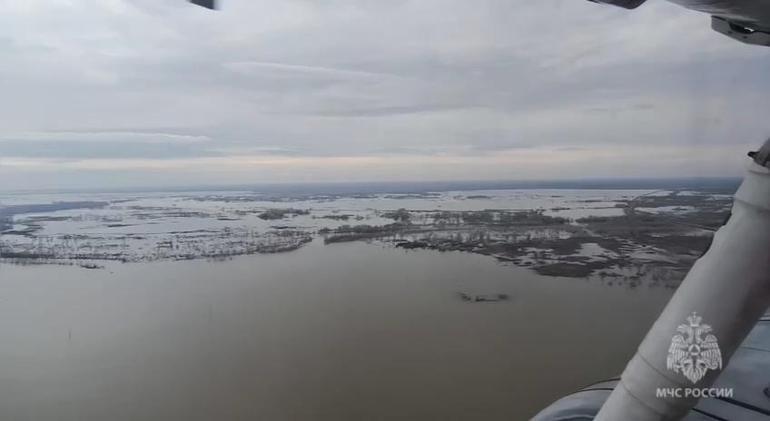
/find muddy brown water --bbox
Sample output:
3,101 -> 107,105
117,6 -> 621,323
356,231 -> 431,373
0,241 -> 672,420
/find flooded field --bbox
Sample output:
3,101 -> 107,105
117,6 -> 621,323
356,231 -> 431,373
0,242 -> 672,420
0,187 -> 732,284
0,184 -> 733,419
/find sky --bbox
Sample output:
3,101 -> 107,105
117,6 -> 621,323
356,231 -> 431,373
0,0 -> 768,191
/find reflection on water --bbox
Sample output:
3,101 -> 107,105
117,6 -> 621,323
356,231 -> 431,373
0,241 -> 671,420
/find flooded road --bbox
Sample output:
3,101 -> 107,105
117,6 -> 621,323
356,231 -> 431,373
0,240 -> 672,420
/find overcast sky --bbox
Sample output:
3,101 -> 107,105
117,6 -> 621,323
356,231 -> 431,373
0,0 -> 768,190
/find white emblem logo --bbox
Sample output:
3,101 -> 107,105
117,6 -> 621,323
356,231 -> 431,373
666,312 -> 722,384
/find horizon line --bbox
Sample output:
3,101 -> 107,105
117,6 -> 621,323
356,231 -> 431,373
0,176 -> 742,196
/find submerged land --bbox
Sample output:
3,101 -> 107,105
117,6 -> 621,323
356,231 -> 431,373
322,192 -> 730,286
0,180 -> 736,421
0,182 -> 734,287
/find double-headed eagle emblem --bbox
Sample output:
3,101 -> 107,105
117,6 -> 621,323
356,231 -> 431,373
666,312 -> 723,384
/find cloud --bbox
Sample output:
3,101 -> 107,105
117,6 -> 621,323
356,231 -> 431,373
0,0 -> 767,189
0,131 -> 217,159
0,131 -> 210,143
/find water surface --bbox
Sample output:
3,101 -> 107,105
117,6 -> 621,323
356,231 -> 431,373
0,241 -> 671,420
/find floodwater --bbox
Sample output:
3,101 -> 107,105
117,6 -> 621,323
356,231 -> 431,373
0,240 -> 672,420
